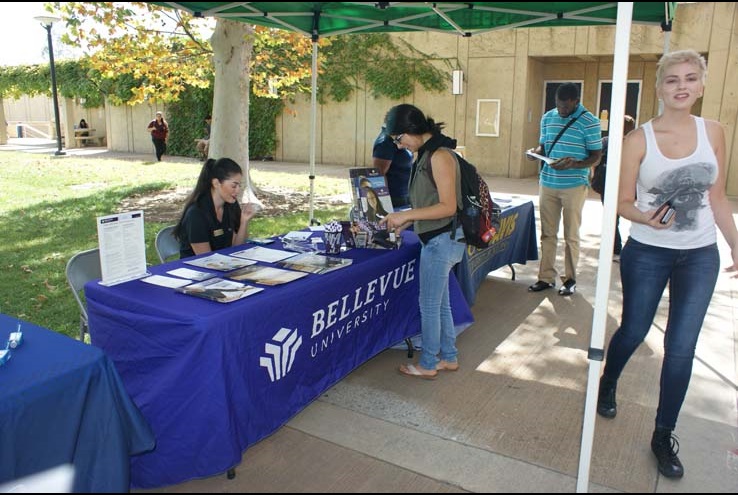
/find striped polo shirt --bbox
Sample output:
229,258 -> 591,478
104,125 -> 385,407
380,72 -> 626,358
539,105 -> 602,189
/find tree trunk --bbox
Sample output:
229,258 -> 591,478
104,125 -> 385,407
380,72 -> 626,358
210,19 -> 258,203
0,99 -> 7,145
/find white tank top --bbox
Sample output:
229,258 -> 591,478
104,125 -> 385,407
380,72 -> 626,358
630,116 -> 718,249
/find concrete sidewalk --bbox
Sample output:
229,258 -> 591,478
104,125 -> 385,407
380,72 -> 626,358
5,141 -> 735,492
138,162 -> 736,493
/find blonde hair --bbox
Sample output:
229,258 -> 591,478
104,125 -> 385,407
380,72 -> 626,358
655,49 -> 707,86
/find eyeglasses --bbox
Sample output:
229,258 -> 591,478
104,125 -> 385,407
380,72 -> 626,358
392,134 -> 404,145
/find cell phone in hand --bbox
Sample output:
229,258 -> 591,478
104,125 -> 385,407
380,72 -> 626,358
660,207 -> 676,224
651,201 -> 675,224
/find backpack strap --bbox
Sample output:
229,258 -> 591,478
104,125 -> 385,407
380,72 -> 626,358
425,147 -> 464,240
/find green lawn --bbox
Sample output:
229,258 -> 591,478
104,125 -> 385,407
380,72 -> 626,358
0,151 -> 349,339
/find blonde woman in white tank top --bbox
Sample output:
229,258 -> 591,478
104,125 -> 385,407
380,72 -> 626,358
597,50 -> 738,480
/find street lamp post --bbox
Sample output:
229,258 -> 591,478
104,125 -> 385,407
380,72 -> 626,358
34,15 -> 65,156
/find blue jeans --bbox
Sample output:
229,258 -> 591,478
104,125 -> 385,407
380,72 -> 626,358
603,238 -> 719,429
418,228 -> 466,370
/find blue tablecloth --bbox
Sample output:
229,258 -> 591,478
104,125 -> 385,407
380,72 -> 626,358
0,314 -> 155,492
454,198 -> 538,304
85,231 -> 473,489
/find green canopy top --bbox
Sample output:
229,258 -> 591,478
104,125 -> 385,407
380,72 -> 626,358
153,2 -> 676,37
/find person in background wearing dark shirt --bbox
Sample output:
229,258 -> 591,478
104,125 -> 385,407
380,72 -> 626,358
373,125 -> 413,209
78,119 -> 89,137
146,111 -> 169,162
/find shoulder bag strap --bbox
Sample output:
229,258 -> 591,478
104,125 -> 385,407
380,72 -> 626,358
543,113 -> 581,157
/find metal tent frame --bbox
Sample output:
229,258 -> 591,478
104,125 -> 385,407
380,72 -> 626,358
153,2 -> 676,490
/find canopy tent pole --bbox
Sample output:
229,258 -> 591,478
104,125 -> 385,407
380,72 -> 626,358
308,21 -> 319,225
576,2 -> 634,492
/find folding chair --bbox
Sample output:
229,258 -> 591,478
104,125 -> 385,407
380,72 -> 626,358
155,225 -> 180,263
65,248 -> 101,342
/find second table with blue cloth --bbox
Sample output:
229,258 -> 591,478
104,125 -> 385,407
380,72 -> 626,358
0,314 -> 155,493
454,197 -> 538,305
85,230 -> 473,489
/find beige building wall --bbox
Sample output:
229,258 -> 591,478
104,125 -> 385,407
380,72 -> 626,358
105,104 -> 166,158
275,2 -> 738,195
4,3 -> 737,193
2,94 -> 107,145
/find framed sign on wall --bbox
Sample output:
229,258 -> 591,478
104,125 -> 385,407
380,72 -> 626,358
476,99 -> 500,137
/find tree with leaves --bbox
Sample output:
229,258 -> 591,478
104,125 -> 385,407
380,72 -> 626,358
8,3 -> 451,170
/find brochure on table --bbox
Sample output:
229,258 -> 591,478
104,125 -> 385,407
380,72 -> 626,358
96,210 -> 150,286
227,265 -> 309,286
176,277 -> 264,303
230,246 -> 298,263
277,252 -> 353,275
184,252 -> 257,271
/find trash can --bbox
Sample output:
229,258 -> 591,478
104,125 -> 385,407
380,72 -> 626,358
16,125 -> 23,138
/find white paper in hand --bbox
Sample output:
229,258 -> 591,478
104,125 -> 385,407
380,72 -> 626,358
526,150 -> 556,165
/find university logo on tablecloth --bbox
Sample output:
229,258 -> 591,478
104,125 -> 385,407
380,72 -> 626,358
260,327 -> 302,381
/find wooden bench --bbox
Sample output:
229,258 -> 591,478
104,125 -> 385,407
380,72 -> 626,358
74,135 -> 105,147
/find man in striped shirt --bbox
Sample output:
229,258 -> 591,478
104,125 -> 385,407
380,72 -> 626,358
526,83 -> 602,296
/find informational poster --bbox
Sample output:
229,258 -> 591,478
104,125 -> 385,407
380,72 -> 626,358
96,210 -> 150,286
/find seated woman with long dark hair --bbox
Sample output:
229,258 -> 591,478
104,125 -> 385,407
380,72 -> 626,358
174,157 -> 257,258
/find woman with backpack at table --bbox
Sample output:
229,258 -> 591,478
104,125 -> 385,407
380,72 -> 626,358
173,157 -> 257,259
379,103 -> 465,380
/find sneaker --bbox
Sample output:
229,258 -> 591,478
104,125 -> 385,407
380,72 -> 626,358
528,280 -> 555,292
558,279 -> 576,296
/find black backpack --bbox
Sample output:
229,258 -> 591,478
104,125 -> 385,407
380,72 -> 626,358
453,154 -> 502,248
428,149 -> 502,248
590,136 -> 609,195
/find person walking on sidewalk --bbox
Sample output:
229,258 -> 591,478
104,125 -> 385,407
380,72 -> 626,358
525,82 -> 602,296
597,49 -> 738,479
147,111 -> 169,162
